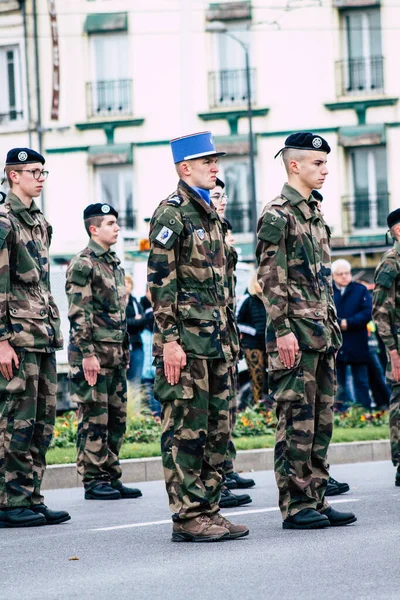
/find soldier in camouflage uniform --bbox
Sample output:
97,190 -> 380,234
148,132 -> 249,542
0,148 -> 70,528
256,133 -> 356,529
211,178 -> 255,505
372,208 -> 400,487
66,203 -> 142,501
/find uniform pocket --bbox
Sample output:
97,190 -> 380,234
178,305 -> 222,359
153,362 -> 194,403
68,367 -> 107,404
268,351 -> 304,402
0,354 -> 26,394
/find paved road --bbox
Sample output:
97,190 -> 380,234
1,460 -> 399,600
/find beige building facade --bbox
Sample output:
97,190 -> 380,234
0,0 -> 399,275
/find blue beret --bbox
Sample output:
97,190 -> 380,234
170,131 -> 226,164
6,147 -> 45,165
83,203 -> 118,220
275,132 -> 331,158
387,209 -> 400,229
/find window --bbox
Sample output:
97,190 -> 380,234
0,46 -> 23,124
219,159 -> 251,234
209,22 -> 254,108
341,9 -> 383,95
96,165 -> 135,229
88,33 -> 131,117
344,146 -> 388,232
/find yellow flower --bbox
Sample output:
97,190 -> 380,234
360,415 -> 366,422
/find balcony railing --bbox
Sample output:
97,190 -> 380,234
116,209 -> 138,231
208,69 -> 256,109
226,203 -> 252,234
342,193 -> 389,234
86,79 -> 132,118
336,56 -> 384,97
0,109 -> 23,124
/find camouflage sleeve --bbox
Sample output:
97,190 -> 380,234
372,258 -> 399,351
256,210 -> 291,337
147,205 -> 184,344
0,220 -> 11,341
65,256 -> 96,357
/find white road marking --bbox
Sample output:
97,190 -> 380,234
91,498 -> 360,532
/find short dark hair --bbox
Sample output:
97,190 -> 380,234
84,216 -> 104,237
215,177 -> 225,189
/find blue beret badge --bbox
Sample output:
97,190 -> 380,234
196,228 -> 205,240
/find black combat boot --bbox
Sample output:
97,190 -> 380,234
320,506 -> 357,526
325,476 -> 350,496
111,481 -> 142,499
283,508 -> 330,530
395,466 -> 400,487
31,504 -> 71,525
85,482 -> 121,500
0,507 -> 46,528
219,487 -> 252,509
225,471 -> 255,489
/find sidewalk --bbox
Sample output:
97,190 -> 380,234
42,439 -> 390,490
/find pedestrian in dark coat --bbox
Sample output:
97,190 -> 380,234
332,259 -> 372,410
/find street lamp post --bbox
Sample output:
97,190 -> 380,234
206,21 -> 258,253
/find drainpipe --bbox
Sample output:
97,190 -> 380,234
33,0 -> 42,154
32,0 -> 45,212
20,0 -> 32,146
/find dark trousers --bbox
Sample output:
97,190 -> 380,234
336,362 -> 371,410
368,352 -> 391,408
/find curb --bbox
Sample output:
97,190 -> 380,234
42,440 -> 391,491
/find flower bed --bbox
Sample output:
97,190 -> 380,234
51,406 -> 389,450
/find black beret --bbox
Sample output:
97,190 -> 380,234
215,177 -> 225,189
275,132 -> 331,158
387,209 -> 400,229
6,147 -> 45,165
312,190 -> 323,202
83,203 -> 118,220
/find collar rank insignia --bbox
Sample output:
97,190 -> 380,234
155,226 -> 174,245
168,195 -> 183,205
196,228 -> 205,240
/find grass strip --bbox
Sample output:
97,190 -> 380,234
47,426 -> 389,466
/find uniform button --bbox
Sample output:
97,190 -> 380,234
10,308 -> 17,315
315,311 -> 320,316
40,309 -> 47,317
169,219 -> 176,225
271,216 -> 277,222
181,309 -> 189,318
213,310 -> 219,319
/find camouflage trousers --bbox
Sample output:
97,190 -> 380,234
69,366 -> 127,488
268,350 -> 335,520
156,358 -> 232,521
222,367 -> 238,476
0,352 -> 57,508
385,362 -> 400,466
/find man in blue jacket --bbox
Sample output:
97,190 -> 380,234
332,259 -> 372,411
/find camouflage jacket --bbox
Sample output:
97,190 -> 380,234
256,183 -> 342,353
223,227 -> 238,314
66,239 -> 128,368
372,242 -> 400,353
0,192 -> 63,352
147,179 -> 240,363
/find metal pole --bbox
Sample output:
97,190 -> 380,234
20,0 -> 32,147
244,48 -> 258,253
33,0 -> 45,213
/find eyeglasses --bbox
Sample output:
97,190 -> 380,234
13,169 -> 49,180
211,193 -> 228,201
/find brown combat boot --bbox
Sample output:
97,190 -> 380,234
172,514 -> 230,543
211,513 -> 250,539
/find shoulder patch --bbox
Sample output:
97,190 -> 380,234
67,256 -> 93,286
375,261 -> 398,289
258,211 -> 287,244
